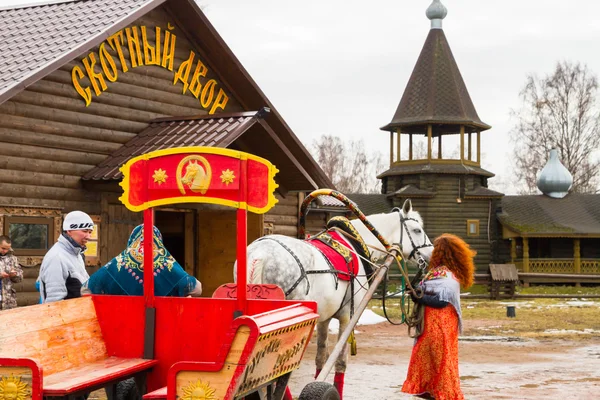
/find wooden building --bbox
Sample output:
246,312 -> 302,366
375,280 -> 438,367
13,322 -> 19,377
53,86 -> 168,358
0,0 -> 333,305
375,1 -> 503,272
496,193 -> 600,283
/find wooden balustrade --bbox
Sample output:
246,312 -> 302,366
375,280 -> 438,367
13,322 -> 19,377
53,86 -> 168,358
513,259 -> 600,274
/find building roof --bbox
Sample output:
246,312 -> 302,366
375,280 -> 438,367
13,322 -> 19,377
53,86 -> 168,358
84,109 -> 267,180
381,28 -> 490,134
0,0 -> 333,190
377,162 -> 495,178
83,109 -> 322,190
346,194 -> 393,216
387,184 -> 435,198
464,186 -> 504,199
0,0 -> 160,103
498,194 -> 600,237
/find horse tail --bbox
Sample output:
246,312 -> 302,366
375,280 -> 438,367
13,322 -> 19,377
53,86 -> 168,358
248,257 -> 265,284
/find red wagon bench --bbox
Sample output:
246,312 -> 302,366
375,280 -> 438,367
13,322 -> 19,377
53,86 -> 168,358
0,296 -> 157,400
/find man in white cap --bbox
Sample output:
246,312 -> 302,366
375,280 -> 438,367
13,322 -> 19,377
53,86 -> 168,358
39,211 -> 94,303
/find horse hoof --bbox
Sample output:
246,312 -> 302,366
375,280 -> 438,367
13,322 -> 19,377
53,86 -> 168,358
298,382 -> 340,400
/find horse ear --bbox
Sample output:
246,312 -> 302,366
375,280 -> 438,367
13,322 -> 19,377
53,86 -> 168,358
402,199 -> 412,215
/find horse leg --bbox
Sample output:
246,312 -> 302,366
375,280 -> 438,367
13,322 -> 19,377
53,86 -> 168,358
315,319 -> 330,379
333,314 -> 351,400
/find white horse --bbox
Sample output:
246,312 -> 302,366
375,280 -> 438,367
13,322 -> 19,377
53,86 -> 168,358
235,199 -> 432,398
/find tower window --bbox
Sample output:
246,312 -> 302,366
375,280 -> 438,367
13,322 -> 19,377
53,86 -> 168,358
467,220 -> 479,236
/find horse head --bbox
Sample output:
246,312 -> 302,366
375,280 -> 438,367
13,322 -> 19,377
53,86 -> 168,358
181,160 -> 207,191
393,199 -> 433,265
351,199 -> 432,266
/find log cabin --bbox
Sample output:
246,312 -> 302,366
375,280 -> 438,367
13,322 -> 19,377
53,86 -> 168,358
0,0 -> 334,305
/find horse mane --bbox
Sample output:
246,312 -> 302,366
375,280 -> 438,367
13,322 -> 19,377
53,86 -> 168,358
326,216 -> 374,279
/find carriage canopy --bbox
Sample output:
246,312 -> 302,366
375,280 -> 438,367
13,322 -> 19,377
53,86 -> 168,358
119,147 -> 280,213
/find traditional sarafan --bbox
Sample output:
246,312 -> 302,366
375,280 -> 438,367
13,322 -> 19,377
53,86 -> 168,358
402,233 -> 476,400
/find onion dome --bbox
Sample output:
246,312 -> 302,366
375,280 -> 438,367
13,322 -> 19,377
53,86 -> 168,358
426,0 -> 448,29
537,149 -> 573,198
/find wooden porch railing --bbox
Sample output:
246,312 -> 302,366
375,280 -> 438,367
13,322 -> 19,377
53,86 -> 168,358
514,258 -> 600,274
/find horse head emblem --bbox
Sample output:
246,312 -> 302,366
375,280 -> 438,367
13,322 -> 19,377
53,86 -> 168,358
177,155 -> 212,195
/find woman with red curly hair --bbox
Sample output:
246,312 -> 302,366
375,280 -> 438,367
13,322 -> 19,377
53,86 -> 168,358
402,233 -> 476,400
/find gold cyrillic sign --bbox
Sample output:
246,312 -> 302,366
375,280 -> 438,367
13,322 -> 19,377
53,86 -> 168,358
71,24 -> 229,114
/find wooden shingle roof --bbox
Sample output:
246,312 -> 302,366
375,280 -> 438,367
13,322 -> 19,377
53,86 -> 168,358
83,110 -> 267,180
381,29 -> 490,134
346,194 -> 393,216
377,162 -> 495,178
498,194 -> 600,237
388,184 -> 435,199
0,0 -> 159,105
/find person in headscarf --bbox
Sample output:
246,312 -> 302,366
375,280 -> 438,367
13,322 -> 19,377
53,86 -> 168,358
83,224 -> 202,297
401,233 -> 476,400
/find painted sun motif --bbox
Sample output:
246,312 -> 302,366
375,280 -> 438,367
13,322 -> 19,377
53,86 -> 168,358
220,169 -> 235,185
0,375 -> 30,400
180,379 -> 216,400
152,168 -> 168,185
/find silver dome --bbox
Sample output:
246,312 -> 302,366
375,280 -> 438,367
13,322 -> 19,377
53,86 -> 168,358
426,0 -> 448,29
537,149 -> 573,198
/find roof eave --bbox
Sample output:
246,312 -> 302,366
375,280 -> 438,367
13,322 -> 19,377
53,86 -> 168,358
380,119 -> 492,133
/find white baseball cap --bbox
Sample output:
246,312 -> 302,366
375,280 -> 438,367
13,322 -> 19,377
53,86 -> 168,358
63,211 -> 94,231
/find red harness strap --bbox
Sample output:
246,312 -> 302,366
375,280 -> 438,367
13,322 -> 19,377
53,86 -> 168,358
307,231 -> 359,281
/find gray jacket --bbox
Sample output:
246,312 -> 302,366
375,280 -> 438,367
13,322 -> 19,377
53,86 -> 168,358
39,235 -> 89,303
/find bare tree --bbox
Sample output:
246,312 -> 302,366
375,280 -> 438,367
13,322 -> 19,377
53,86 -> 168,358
311,135 -> 384,193
510,61 -> 600,194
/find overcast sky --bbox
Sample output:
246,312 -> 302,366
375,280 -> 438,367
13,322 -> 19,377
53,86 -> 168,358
203,0 -> 600,194
4,0 -> 600,194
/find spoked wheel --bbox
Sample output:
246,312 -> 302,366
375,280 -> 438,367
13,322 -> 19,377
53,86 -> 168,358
298,382 -> 340,400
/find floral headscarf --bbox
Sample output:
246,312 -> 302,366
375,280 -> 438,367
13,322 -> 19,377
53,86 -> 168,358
85,225 -> 198,297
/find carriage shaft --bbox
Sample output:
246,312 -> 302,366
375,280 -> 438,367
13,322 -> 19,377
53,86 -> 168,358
315,248 -> 401,381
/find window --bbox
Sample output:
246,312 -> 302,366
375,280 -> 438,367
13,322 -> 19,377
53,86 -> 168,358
4,216 -> 53,256
467,219 -> 480,237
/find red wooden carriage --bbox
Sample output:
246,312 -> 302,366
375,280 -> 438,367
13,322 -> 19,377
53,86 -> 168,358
0,148 -> 324,400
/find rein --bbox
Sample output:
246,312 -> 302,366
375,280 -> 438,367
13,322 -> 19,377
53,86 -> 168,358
378,209 -> 433,326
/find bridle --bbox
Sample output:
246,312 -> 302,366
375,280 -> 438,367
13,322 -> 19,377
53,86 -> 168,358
391,208 -> 432,271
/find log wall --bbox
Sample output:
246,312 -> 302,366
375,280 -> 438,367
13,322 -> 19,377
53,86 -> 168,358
386,174 -> 500,272
265,193 -> 302,238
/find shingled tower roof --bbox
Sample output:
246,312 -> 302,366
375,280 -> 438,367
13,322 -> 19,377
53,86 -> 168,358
381,1 -> 490,134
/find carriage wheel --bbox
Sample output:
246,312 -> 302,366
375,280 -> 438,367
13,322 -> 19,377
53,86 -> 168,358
298,382 -> 340,400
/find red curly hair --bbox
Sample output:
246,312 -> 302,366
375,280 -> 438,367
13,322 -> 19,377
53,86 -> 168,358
428,233 -> 476,289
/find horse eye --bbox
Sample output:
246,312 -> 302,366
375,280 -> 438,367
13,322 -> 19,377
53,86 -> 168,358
414,229 -> 422,234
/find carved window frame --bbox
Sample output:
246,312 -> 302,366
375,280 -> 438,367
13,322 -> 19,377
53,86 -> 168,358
467,219 -> 480,237
0,206 -> 62,266
3,216 -> 53,256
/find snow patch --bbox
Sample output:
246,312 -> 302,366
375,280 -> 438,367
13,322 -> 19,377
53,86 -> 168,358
328,309 -> 387,333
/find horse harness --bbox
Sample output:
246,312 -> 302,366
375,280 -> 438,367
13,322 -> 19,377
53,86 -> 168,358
254,235 -> 343,297
392,207 -> 433,280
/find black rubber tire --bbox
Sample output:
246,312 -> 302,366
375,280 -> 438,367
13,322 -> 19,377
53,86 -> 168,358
298,382 -> 340,400
116,378 -> 140,400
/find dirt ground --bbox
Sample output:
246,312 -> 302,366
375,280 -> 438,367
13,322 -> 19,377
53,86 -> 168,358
288,320 -> 600,399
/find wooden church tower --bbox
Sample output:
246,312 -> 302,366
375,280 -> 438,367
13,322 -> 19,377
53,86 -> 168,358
379,0 -> 504,271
